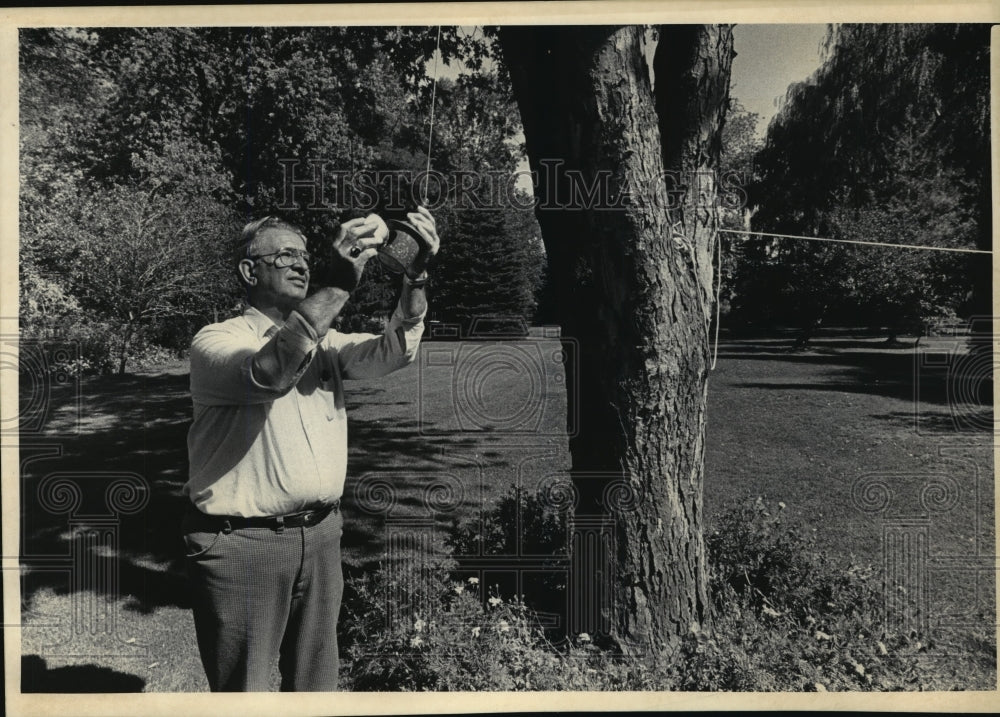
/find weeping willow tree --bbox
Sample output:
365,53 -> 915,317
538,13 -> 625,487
745,23 -> 990,339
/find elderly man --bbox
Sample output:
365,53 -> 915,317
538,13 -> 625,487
181,208 -> 439,691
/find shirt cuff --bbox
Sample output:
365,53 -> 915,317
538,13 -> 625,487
391,304 -> 426,330
282,310 -> 320,347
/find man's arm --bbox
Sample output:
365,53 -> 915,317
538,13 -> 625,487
294,287 -> 352,337
399,274 -> 427,319
192,217 -> 382,405
191,317 -> 318,405
326,304 -> 425,380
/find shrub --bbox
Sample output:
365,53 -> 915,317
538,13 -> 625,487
670,496 -> 933,690
340,494 -> 991,691
43,321 -> 177,376
342,549 -> 586,691
445,486 -> 569,635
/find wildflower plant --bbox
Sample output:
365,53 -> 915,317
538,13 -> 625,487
339,493 -> 992,691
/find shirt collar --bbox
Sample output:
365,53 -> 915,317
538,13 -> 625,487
242,305 -> 280,340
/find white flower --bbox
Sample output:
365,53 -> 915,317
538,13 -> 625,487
471,627 -> 481,638
578,632 -> 591,643
778,501 -> 786,510
467,577 -> 480,585
498,621 -> 510,633
453,585 -> 464,595
414,618 -> 426,633
410,636 -> 423,648
488,596 -> 502,607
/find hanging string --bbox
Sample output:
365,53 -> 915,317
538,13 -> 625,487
706,224 -> 989,371
720,228 -> 992,255
711,234 -> 722,371
421,25 -> 443,205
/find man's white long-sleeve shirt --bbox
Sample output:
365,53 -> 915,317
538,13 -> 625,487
185,304 -> 424,517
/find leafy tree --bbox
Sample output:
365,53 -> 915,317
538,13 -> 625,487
417,72 -> 545,334
717,99 -> 762,321
49,182 -> 238,374
820,121 -> 976,338
719,99 -> 761,183
20,29 -> 109,354
18,265 -> 82,339
747,23 -> 990,339
429,203 -> 544,335
84,27 -> 536,322
20,25 -> 543,368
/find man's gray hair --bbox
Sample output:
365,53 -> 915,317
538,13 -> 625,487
232,216 -> 307,281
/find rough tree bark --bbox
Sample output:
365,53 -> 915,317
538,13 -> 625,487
499,25 -> 734,655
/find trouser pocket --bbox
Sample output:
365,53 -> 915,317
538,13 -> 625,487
181,505 -> 228,559
183,529 -> 225,559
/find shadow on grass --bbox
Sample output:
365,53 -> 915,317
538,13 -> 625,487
21,655 -> 146,692
717,337 -> 919,352
24,336 -> 985,619
718,342 -> 993,409
20,370 -> 196,614
339,409 -> 497,563
20,364 -> 510,611
870,409 -> 995,434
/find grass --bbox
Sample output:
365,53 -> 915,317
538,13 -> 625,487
16,331 -> 995,691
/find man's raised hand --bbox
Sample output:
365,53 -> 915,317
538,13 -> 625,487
314,215 -> 386,292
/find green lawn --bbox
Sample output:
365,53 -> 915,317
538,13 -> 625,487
17,334 -> 995,691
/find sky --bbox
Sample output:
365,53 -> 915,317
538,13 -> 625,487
730,24 -> 829,136
429,25 -> 831,186
436,25 -> 829,130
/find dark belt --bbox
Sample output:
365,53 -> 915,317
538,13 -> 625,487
205,500 -> 340,533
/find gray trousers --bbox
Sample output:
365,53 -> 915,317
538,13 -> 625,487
182,503 -> 345,691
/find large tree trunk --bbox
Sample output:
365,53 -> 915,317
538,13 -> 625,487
500,25 -> 733,654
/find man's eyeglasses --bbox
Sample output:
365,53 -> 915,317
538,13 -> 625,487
249,249 -> 312,268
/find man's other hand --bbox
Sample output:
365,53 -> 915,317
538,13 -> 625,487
404,206 -> 441,280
